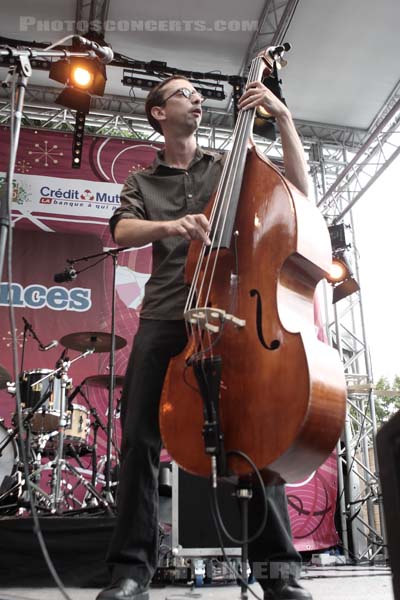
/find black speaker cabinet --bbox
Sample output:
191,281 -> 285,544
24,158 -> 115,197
376,410 -> 400,600
171,462 -> 241,556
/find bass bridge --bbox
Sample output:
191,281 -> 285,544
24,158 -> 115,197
184,307 -> 246,334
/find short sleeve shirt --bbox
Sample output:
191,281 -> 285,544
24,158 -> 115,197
109,146 -> 224,319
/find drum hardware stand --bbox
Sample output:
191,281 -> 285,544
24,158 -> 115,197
58,245 -> 129,505
0,384 -> 55,512
81,391 -> 105,494
64,441 -> 85,469
37,351 -> 112,514
64,378 -> 115,508
13,349 -> 113,514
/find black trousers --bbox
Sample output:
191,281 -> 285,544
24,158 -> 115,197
106,319 -> 301,589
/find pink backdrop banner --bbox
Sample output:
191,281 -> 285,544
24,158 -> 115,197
0,127 -> 340,551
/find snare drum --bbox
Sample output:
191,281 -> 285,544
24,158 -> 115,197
19,369 -> 53,410
19,370 -> 71,433
65,404 -> 89,447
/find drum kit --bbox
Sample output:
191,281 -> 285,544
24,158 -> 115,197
0,330 -> 127,515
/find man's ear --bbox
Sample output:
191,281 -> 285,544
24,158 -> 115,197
151,106 -> 166,128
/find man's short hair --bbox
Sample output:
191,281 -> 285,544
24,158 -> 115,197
145,75 -> 191,135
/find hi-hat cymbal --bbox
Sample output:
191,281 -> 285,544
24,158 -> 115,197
0,365 -> 11,389
60,331 -> 127,353
85,374 -> 125,388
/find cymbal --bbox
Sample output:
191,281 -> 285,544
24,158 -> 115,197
85,374 -> 125,389
60,331 -> 127,353
0,365 -> 11,390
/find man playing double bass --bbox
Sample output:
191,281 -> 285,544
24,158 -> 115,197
97,74 -> 313,600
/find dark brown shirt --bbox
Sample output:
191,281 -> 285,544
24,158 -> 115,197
109,146 -> 224,319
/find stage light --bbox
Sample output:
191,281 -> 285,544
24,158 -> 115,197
253,111 -> 276,141
55,87 -> 91,113
70,65 -> 94,88
326,225 -> 360,302
49,58 -> 107,113
257,105 -> 272,119
332,276 -> 360,304
231,78 -> 244,124
71,111 -> 86,169
326,251 -> 360,303
327,255 -> 352,284
328,224 -> 348,253
121,70 -> 226,101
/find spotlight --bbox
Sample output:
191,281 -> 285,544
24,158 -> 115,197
326,251 -> 359,303
327,254 -> 352,284
49,57 -> 107,113
326,223 -> 359,302
332,276 -> 360,304
55,87 -> 91,113
71,65 -> 94,88
257,105 -> 272,119
253,110 -> 276,141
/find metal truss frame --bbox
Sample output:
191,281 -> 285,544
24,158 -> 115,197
311,80 -> 400,563
0,84 -> 368,153
238,0 -> 300,75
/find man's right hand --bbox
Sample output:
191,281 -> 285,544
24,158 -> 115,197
114,213 -> 211,248
168,214 -> 211,245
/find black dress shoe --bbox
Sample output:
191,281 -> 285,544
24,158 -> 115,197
96,578 -> 149,600
263,577 -> 313,600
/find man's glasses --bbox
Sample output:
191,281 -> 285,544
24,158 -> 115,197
160,87 -> 205,105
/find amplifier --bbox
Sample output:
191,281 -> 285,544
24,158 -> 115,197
170,462 -> 241,557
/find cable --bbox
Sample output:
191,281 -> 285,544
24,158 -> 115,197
211,450 -> 268,545
208,494 -> 263,600
5,73 -> 74,600
206,449 -> 270,600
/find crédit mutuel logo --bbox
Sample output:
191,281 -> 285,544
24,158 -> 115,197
39,185 -> 120,210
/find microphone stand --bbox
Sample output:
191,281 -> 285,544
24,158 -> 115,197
0,42 -> 114,283
20,318 -> 30,373
20,317 -> 49,364
61,246 -> 129,506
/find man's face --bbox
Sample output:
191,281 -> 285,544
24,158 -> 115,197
154,78 -> 204,135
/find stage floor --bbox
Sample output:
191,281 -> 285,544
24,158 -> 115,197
0,566 -> 394,600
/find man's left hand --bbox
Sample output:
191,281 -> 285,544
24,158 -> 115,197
238,81 -> 288,119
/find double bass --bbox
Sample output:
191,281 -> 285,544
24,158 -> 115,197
160,47 -> 346,483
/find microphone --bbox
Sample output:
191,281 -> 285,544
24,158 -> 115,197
54,267 -> 77,283
39,340 -> 59,352
73,36 -> 114,64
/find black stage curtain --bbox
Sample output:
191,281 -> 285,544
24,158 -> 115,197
0,516 -> 114,587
